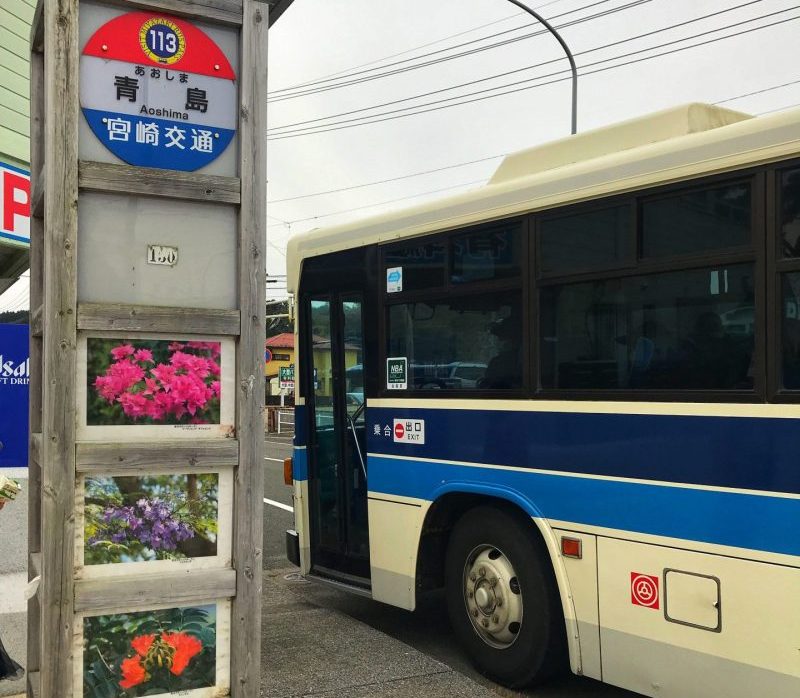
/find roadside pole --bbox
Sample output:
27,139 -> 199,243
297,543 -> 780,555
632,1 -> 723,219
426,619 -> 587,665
27,1 -> 267,696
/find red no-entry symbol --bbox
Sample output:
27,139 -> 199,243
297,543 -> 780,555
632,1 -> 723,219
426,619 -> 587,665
394,422 -> 405,440
630,572 -> 659,609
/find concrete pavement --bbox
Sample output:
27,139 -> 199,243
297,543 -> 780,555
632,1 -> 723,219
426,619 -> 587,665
261,566 -> 497,698
0,471 -> 27,698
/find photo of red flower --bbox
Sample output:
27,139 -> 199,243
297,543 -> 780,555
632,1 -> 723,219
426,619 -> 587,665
83,605 -> 216,697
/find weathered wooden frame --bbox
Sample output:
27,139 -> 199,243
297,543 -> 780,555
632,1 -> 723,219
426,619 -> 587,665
28,0 -> 268,695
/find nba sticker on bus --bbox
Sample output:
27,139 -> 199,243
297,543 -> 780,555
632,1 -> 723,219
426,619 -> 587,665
393,419 -> 425,444
386,357 -> 407,390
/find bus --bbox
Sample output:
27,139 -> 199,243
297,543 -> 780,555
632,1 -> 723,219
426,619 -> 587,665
282,103 -> 800,698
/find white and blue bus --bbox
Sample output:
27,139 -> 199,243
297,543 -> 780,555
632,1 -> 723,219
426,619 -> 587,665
283,104 -> 800,698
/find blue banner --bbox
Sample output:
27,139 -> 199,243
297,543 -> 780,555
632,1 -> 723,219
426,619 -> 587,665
0,324 -> 29,468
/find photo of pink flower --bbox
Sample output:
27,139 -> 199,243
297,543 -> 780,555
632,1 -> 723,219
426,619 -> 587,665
87,339 -> 222,426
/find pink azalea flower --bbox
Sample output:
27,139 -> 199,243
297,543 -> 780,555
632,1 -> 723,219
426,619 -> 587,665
110,344 -> 135,360
133,348 -> 154,363
118,392 -> 150,419
94,341 -> 221,424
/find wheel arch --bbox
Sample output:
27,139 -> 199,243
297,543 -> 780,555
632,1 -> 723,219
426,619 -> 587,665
415,482 -> 581,675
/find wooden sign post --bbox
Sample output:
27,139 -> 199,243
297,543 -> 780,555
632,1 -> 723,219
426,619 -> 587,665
27,1 -> 269,696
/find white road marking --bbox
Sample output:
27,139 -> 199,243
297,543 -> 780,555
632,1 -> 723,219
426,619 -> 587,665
264,457 -> 284,462
264,497 -> 294,513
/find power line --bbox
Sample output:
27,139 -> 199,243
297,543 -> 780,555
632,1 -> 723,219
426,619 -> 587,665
274,179 -> 485,227
268,0 -> 611,101
270,11 -> 526,94
713,77 -> 800,104
265,77 -> 800,232
265,76 -> 799,205
267,153 -> 505,203
268,0 -> 650,103
268,6 -> 799,140
269,0 -> 765,134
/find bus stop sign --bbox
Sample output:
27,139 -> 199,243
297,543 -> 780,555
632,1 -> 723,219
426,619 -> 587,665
79,12 -> 237,171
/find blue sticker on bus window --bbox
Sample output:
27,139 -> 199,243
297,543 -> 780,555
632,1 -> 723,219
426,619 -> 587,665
387,267 -> 403,293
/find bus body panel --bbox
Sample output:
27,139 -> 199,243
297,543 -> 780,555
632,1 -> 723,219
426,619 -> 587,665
598,539 -> 800,698
359,401 -> 799,697
555,529 -> 602,681
367,496 -> 428,610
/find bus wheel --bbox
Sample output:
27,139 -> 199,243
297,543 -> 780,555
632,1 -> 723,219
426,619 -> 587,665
445,505 -> 567,688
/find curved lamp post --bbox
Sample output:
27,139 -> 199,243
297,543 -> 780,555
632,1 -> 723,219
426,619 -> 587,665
505,0 -> 578,134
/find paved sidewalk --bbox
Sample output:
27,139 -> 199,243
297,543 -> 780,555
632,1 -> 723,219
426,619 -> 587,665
261,567 -> 496,698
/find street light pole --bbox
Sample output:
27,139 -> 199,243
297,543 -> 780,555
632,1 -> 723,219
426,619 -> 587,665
505,0 -> 578,134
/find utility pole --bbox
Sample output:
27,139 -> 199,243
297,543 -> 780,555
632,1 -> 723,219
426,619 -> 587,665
505,0 -> 578,134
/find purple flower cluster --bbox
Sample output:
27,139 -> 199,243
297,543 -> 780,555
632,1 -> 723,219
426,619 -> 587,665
90,496 -> 195,552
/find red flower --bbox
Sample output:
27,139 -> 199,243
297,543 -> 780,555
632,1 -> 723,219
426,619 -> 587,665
120,656 -> 147,689
130,633 -> 155,657
162,632 -> 203,675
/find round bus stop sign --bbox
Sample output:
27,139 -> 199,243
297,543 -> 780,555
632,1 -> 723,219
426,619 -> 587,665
80,12 -> 237,171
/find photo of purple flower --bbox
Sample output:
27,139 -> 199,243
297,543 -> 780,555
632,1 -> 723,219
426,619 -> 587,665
84,475 -> 218,565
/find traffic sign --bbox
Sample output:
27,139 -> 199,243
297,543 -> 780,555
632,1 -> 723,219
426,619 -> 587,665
79,12 -> 237,171
264,348 -> 273,364
279,365 -> 294,389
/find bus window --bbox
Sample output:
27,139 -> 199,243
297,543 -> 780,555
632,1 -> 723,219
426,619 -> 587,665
781,272 -> 800,389
780,167 -> 800,258
539,204 -> 631,274
387,291 -> 522,390
451,223 -> 521,284
540,265 -> 755,391
641,182 -> 751,258
384,241 -> 446,292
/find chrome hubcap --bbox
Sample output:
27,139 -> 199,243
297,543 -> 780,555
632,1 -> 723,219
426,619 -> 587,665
463,545 -> 523,648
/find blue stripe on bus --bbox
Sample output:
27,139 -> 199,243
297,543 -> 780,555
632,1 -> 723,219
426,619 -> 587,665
366,407 -> 800,495
293,446 -> 308,481
367,454 -> 800,557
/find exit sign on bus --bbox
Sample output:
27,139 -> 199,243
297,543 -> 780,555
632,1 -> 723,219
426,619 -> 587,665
0,163 -> 30,246
386,357 -> 407,390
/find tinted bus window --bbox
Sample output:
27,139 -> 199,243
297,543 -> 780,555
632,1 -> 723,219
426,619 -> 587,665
539,205 -> 631,274
540,265 -> 755,390
385,242 -> 446,292
388,291 -> 523,389
782,272 -> 800,388
780,167 -> 800,258
641,183 -> 750,258
451,224 -> 521,283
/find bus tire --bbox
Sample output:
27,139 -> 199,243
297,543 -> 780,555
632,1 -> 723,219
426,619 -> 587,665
444,505 -> 567,688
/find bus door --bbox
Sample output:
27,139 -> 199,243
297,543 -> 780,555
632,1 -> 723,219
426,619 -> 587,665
305,294 -> 370,584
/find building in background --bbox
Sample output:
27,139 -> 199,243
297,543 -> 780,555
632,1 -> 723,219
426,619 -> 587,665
0,3 -> 32,695
265,332 -> 295,396
0,0 -> 32,298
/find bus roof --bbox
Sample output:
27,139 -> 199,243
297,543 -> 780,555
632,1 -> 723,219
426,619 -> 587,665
286,103 -> 800,293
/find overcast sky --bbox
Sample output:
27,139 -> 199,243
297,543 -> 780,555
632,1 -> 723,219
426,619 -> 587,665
263,0 -> 800,297
2,0 -> 798,310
